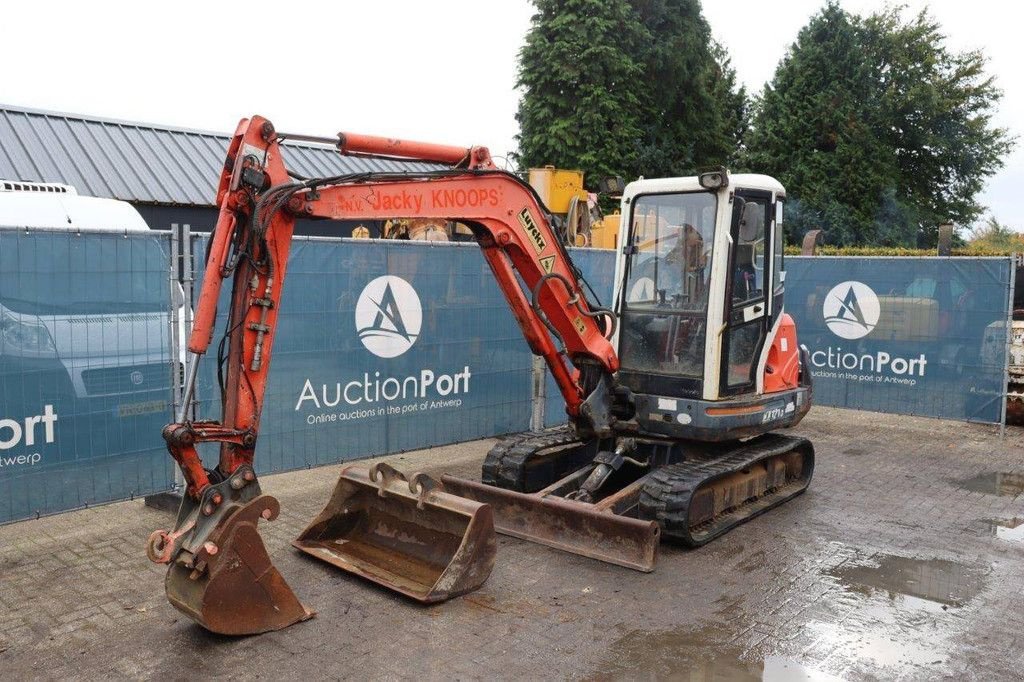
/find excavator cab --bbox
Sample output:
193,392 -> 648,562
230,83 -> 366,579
612,173 -> 812,439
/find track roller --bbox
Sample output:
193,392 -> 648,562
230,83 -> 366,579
639,434 -> 814,546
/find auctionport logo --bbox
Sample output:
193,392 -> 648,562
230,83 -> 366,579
355,276 -> 422,358
823,281 -> 880,340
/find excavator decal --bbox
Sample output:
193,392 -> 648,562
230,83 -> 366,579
430,188 -> 502,208
517,207 -> 547,254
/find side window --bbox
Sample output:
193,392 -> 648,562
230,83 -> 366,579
725,194 -> 771,391
773,201 -> 784,294
732,198 -> 769,306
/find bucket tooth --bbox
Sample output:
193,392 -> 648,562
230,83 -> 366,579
293,463 -> 496,603
162,493 -> 314,636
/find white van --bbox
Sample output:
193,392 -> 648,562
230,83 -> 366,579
0,181 -> 183,426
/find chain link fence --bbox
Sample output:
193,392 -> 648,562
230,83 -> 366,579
0,229 -> 1015,524
0,228 -> 177,523
786,256 -> 1014,424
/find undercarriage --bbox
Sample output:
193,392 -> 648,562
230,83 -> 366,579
445,425 -> 814,570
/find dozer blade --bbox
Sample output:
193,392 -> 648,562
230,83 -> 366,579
293,463 -> 496,603
440,475 -> 660,572
160,493 -> 314,636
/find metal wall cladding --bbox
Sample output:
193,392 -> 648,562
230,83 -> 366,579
785,256 -> 1013,423
192,237 -> 535,476
0,229 -> 176,523
0,105 -> 441,206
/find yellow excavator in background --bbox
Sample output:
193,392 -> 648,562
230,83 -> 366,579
527,166 -> 621,249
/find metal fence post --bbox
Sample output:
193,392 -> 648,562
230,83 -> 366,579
169,224 -> 181,422
1001,256 -> 1017,438
182,224 -> 195,420
147,223 -> 187,511
530,355 -> 546,431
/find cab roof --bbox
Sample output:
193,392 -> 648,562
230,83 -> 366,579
623,174 -> 786,199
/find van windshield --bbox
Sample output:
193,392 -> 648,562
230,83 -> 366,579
0,232 -> 168,315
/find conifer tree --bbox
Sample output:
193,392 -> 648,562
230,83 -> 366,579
515,0 -> 748,183
746,3 -> 1013,246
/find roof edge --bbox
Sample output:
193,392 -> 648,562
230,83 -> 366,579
0,101 -> 342,151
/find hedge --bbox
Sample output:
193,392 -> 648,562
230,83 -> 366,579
784,245 -> 1021,257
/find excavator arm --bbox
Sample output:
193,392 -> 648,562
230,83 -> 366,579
147,116 -> 621,634
168,115 -> 618,500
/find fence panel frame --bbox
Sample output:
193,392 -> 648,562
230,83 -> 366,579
0,227 -> 178,524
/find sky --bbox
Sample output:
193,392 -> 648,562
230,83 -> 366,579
0,0 -> 1019,230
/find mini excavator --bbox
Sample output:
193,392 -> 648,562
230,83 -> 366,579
147,116 -> 813,635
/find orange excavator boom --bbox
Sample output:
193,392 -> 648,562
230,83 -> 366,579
148,115 -> 620,635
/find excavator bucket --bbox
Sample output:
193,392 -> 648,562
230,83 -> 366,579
293,463 -> 496,602
150,488 -> 314,636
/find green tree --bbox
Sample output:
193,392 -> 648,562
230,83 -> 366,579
967,216 -> 1022,251
631,0 -> 746,175
860,8 -> 1014,233
515,0 -> 747,184
514,0 -> 647,182
746,3 -> 1014,247
746,4 -> 890,245
708,40 -> 749,166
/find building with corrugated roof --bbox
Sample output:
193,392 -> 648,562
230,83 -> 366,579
0,103 -> 441,237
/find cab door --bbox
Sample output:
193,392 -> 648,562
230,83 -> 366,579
720,190 -> 772,396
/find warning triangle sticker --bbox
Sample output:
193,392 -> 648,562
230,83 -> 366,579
540,255 -> 555,274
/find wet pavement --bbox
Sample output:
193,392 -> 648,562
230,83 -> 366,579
1,407 -> 1024,680
982,517 -> 1024,542
954,471 -> 1024,497
593,626 -> 845,681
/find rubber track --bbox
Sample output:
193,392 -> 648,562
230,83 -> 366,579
638,433 -> 814,547
481,427 -> 590,492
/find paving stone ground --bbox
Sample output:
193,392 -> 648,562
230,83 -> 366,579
1,407 -> 1023,681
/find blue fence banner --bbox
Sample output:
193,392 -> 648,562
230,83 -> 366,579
0,229 -> 176,524
785,256 -> 1012,423
193,237 -> 534,476
546,253 -> 1013,426
2,232 -> 1013,526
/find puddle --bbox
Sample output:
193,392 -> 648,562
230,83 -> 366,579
828,554 -> 985,608
592,554 -> 986,679
589,626 -> 841,681
953,471 -> 1024,497
807,553 -> 988,669
804,614 -> 947,668
982,517 -> 1024,542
